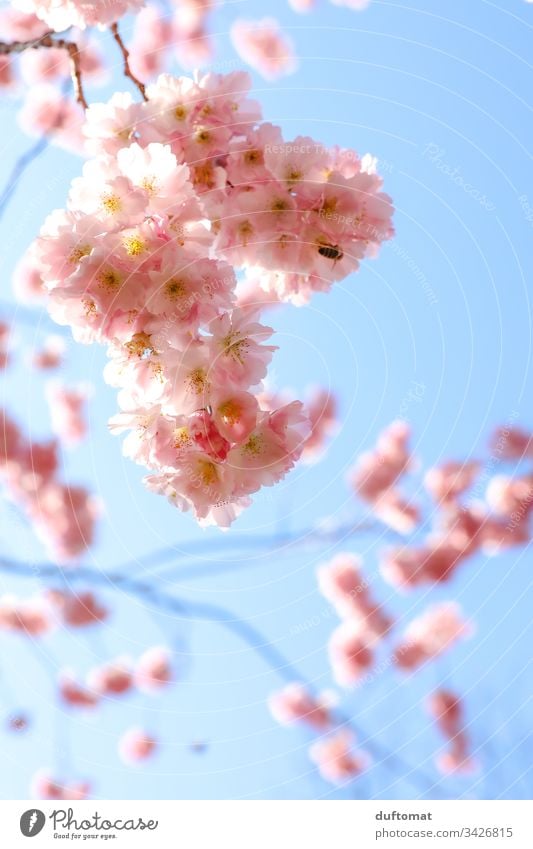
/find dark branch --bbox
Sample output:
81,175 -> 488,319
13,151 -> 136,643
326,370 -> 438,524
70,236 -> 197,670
0,33 -> 88,109
110,22 -> 147,101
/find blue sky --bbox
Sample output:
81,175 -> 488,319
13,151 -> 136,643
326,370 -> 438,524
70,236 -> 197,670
0,0 -> 531,800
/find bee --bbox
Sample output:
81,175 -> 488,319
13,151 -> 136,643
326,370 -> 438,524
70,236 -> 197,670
318,243 -> 344,262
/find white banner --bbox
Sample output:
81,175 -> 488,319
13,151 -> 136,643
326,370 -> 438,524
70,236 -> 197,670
2,800 -> 532,848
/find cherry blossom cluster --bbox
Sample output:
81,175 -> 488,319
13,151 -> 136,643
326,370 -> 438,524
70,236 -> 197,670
426,689 -> 477,776
348,419 -> 419,534
268,683 -> 370,783
348,421 -> 533,590
59,645 -> 174,711
320,553 -> 393,686
0,411 -> 99,561
28,70 -> 392,527
0,589 -> 106,635
268,552 -> 472,785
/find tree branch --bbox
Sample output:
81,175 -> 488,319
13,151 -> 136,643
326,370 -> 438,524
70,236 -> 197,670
0,33 -> 88,109
110,22 -> 147,102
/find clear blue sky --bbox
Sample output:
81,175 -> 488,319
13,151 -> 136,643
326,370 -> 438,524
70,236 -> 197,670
0,0 -> 531,800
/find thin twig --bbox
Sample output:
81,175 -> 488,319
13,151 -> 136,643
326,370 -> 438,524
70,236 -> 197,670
110,22 -> 147,101
0,33 -> 88,109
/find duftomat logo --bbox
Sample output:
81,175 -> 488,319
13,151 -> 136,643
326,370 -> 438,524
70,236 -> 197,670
20,809 -> 46,837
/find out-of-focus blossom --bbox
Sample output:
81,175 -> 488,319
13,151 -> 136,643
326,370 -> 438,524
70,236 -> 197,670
0,56 -> 15,90
12,251 -> 45,302
490,425 -> 533,460
0,594 -> 53,636
329,0 -> 371,8
88,658 -> 133,696
134,646 -> 173,693
380,539 -> 463,590
348,421 -> 417,532
424,460 -> 480,504
309,729 -> 369,783
372,490 -> 420,534
0,8 -> 48,40
426,688 -> 462,739
118,727 -> 157,763
288,0 -> 316,12
46,381 -> 90,446
129,6 -> 173,80
0,321 -> 13,370
13,0 -> 144,31
393,603 -> 472,671
328,620 -> 374,686
230,18 -> 298,80
348,420 -> 412,502
59,671 -> 99,709
32,335 -> 66,370
301,387 -> 338,463
268,683 -> 333,731
30,769 -> 91,800
17,85 -> 85,153
46,589 -> 108,627
486,474 -> 533,519
318,553 -> 392,637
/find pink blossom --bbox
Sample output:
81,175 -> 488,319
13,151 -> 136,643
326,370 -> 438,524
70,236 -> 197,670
129,6 -> 173,80
0,56 -> 15,90
485,474 -> 533,519
32,335 -> 65,370
88,658 -> 133,696
30,770 -> 91,800
288,0 -> 316,11
301,387 -> 338,463
436,741 -> 478,776
268,683 -> 333,731
0,321 -> 12,370
46,381 -> 89,446
59,671 -> 99,709
118,727 -> 157,763
46,589 -> 107,627
318,553 -> 392,637
0,8 -> 48,40
12,251 -> 45,302
135,646 -> 173,693
380,540 -> 464,590
17,85 -> 85,152
372,490 -> 420,534
309,730 -> 369,783
13,0 -> 144,31
0,594 -> 53,636
424,460 -> 480,504
426,689 -> 463,740
329,0 -> 371,9
31,71 -> 393,528
348,420 -> 412,503
328,620 -> 374,686
230,18 -> 298,81
394,603 -> 472,671
490,425 -> 533,460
